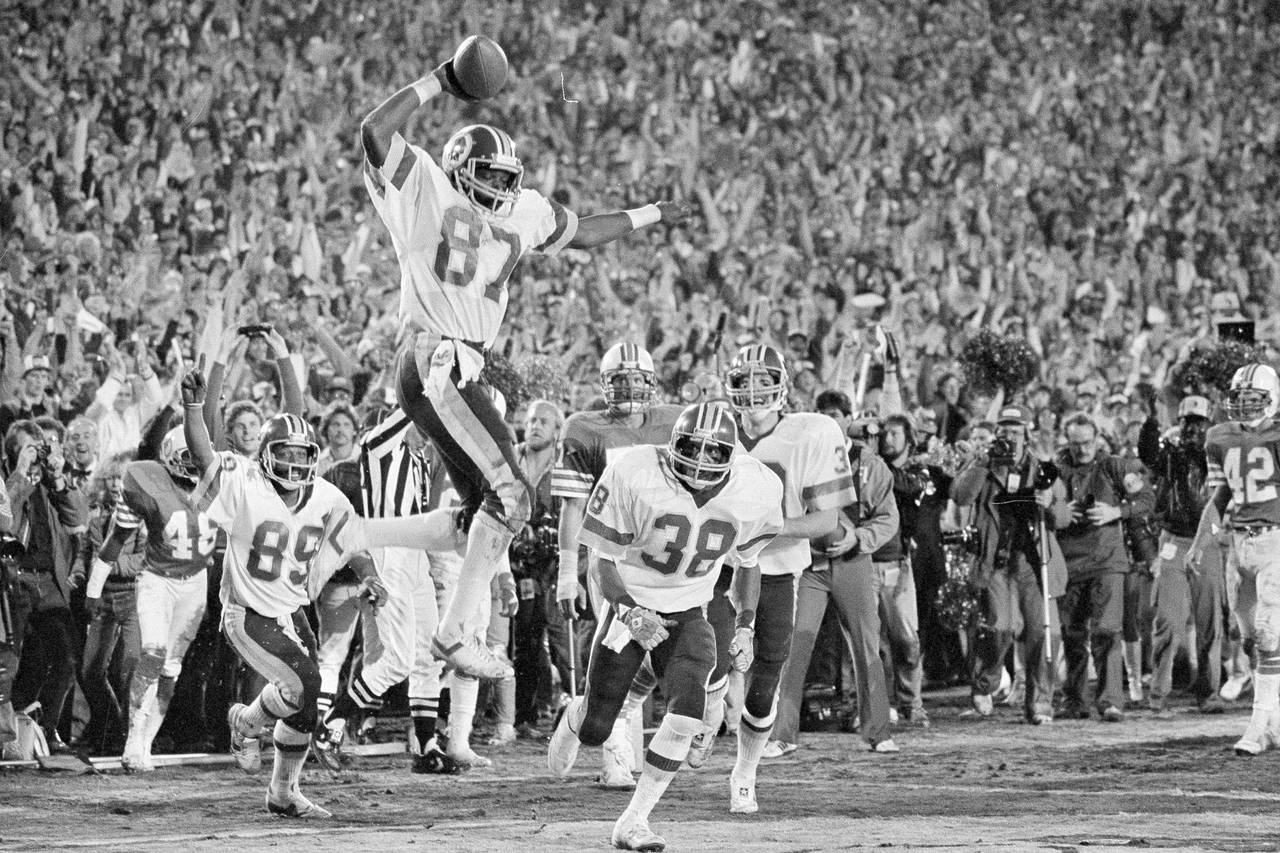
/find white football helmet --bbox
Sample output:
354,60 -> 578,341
1225,363 -> 1280,424
160,427 -> 200,482
600,343 -> 656,415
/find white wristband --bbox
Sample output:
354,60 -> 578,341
624,204 -> 661,230
411,73 -> 442,106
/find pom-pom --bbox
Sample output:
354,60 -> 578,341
958,330 -> 1042,396
935,529 -> 988,633
480,352 -> 572,417
1168,339 -> 1264,399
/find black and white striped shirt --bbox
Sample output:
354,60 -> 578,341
358,409 -> 427,519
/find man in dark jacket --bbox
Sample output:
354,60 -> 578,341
1056,412 -> 1154,722
5,419 -> 89,748
1139,395 -> 1227,714
951,404 -> 1071,724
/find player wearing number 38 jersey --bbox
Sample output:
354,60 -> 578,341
361,40 -> 690,683
85,427 -> 217,773
1199,363 -> 1280,757
548,403 -> 782,851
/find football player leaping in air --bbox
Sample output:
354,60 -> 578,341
178,363 -> 463,819
552,342 -> 684,788
711,345 -> 858,814
360,42 -> 690,682
548,403 -> 783,851
1193,363 -> 1280,756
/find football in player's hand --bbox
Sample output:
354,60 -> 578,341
451,36 -> 508,100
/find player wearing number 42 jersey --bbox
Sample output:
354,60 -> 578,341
548,403 -> 783,851
1197,363 -> 1280,756
179,366 -> 466,820
84,428 -> 216,773
360,41 -> 690,682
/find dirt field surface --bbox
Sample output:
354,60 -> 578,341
4,696 -> 1280,853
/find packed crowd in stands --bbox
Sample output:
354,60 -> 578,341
0,0 -> 1277,757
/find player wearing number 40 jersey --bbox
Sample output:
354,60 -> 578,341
179,366 -> 466,821
1196,363 -> 1280,757
361,40 -> 690,683
548,403 -> 783,851
84,428 -> 217,773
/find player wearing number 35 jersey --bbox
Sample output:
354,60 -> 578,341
85,428 -> 216,773
181,361 -> 469,820
548,403 -> 782,851
361,42 -> 691,683
1199,363 -> 1280,756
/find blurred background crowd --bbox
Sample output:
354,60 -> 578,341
0,0 -> 1276,758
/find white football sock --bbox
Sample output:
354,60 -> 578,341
446,673 -> 479,752
438,512 -> 510,642
626,713 -> 700,822
734,705 -> 776,783
269,721 -> 312,799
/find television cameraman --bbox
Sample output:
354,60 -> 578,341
951,404 -> 1071,724
1055,411 -> 1153,722
4,419 -> 88,749
1139,395 -> 1227,714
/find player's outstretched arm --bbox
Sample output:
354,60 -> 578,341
181,356 -> 216,474
361,57 -> 475,168
567,200 -> 691,250
556,496 -> 587,619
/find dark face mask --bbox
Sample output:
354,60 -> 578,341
1180,418 -> 1208,453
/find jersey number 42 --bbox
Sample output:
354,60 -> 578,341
1223,446 -> 1280,504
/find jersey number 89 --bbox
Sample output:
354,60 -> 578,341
246,521 -> 325,586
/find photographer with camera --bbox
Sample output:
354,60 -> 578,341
1055,411 -> 1154,722
501,400 -> 572,744
3,419 -> 88,750
951,405 -> 1071,723
1139,395 -> 1228,714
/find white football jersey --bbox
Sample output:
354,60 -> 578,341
737,413 -> 857,576
196,453 -> 370,618
364,133 -> 578,347
578,446 -> 783,613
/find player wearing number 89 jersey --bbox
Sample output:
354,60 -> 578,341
182,403 -> 467,820
362,51 -> 691,683
85,427 -> 216,772
1199,363 -> 1280,756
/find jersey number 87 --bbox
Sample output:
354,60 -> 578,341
434,206 -> 519,303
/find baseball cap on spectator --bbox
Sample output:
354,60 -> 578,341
1178,395 -> 1211,421
996,404 -> 1033,427
23,355 -> 51,377
1104,393 -> 1128,408
787,328 -> 809,342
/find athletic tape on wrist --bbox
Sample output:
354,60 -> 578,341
624,204 -> 661,230
412,74 -> 442,106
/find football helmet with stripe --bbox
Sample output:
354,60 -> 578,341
441,124 -> 523,216
258,413 -> 321,490
600,342 -> 656,415
160,426 -> 200,482
724,344 -> 788,414
669,403 -> 737,490
1225,363 -> 1280,424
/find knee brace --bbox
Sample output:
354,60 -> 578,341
130,649 -> 165,706
484,477 -> 532,534
156,675 -> 177,706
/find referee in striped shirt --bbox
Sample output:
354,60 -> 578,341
314,406 -> 458,771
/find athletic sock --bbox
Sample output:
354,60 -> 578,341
437,512 -> 511,642
701,675 -> 729,738
409,695 -> 440,755
626,714 -> 700,821
734,706 -> 776,783
142,676 -> 176,754
269,722 -> 312,799
446,673 -> 479,752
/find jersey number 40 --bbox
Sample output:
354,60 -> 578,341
1223,446 -> 1280,504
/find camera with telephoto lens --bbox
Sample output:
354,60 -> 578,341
987,436 -> 1017,466
510,508 -> 558,579
847,416 -> 881,443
